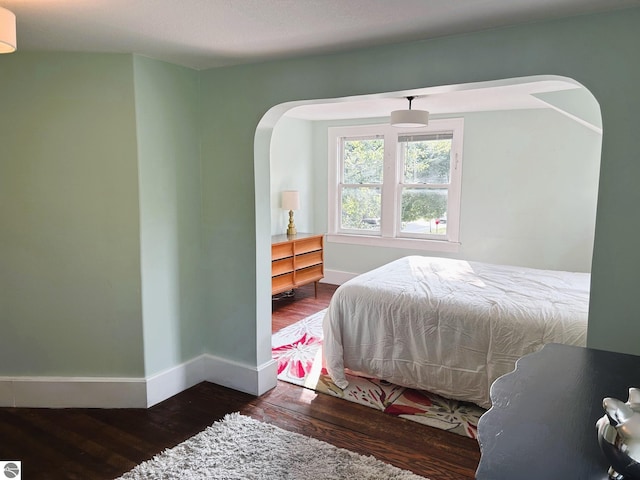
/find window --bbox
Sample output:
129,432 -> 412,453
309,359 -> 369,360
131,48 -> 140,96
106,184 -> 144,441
328,119 -> 464,251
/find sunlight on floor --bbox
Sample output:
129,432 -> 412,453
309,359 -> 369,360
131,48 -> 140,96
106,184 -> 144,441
297,347 -> 323,404
297,386 -> 318,404
303,346 -> 324,389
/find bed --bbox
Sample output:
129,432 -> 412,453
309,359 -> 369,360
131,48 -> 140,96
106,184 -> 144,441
322,255 -> 589,409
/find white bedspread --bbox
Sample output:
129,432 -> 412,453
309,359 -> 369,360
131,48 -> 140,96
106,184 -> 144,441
322,256 -> 589,408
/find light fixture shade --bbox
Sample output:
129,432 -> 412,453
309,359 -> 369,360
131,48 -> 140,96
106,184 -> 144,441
281,190 -> 300,211
0,7 -> 16,54
390,109 -> 429,128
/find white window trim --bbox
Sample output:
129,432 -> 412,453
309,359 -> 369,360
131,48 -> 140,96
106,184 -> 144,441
328,119 -> 464,253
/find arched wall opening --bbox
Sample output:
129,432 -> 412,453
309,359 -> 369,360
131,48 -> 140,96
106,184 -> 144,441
256,75 -> 602,387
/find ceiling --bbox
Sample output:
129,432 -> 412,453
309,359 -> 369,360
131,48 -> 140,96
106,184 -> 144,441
2,0 -> 639,70
1,0 -> 624,121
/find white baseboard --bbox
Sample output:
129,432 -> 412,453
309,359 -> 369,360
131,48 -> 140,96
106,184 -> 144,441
0,376 -> 147,408
202,355 -> 278,396
145,355 -> 207,407
0,354 -> 279,408
322,268 -> 357,285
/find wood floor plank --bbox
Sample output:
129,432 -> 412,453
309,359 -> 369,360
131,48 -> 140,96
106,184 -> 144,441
271,282 -> 337,332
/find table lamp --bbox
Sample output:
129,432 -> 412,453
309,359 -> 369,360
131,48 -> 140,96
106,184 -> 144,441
281,191 -> 300,236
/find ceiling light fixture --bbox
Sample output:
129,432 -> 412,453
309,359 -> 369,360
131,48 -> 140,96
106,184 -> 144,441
0,6 -> 16,53
390,96 -> 429,128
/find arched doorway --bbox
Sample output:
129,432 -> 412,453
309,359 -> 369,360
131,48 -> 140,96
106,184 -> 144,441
256,75 -> 602,388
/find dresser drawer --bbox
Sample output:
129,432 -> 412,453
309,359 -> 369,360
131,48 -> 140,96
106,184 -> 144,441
296,250 -> 323,270
272,273 -> 295,294
295,264 -> 323,285
272,257 -> 294,276
272,242 -> 294,261
293,236 -> 323,255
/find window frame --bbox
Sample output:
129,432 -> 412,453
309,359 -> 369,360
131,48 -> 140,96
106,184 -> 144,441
327,118 -> 464,252
336,133 -> 384,236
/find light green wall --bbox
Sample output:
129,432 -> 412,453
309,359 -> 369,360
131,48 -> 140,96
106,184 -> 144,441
201,7 -> 640,362
133,56 -> 203,376
0,53 -> 144,376
460,108 -> 600,271
0,54 -> 206,380
534,88 -> 602,129
270,116 -> 314,236
199,72 -> 264,366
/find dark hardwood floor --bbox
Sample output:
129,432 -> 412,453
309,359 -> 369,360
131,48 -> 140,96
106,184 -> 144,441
0,282 -> 480,480
271,281 -> 339,332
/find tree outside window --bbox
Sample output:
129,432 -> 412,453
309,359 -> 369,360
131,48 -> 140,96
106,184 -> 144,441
328,119 -> 463,246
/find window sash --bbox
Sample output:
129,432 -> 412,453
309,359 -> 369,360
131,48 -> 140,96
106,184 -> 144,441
328,119 -> 464,247
397,186 -> 449,240
338,184 -> 382,234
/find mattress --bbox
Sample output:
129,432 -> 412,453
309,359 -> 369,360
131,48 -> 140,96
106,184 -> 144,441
322,255 -> 589,408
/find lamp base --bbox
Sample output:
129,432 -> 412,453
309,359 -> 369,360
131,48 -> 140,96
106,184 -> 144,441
286,210 -> 297,236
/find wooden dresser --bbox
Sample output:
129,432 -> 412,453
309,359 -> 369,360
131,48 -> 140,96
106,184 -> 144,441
271,233 -> 324,296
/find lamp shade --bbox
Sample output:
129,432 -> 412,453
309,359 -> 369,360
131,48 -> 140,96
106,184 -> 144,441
390,109 -> 429,128
0,7 -> 16,54
391,96 -> 429,128
281,191 -> 300,211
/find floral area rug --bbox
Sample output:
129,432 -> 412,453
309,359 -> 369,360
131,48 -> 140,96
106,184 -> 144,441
272,309 -> 485,439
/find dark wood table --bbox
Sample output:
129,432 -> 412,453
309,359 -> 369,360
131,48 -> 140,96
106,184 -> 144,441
476,343 -> 640,480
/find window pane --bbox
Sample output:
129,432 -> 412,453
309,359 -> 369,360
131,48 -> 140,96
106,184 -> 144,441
343,137 -> 384,184
401,188 -> 448,235
400,134 -> 452,184
341,186 -> 381,231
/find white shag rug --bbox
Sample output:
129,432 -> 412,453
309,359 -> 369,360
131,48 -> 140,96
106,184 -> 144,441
117,412 -> 428,480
